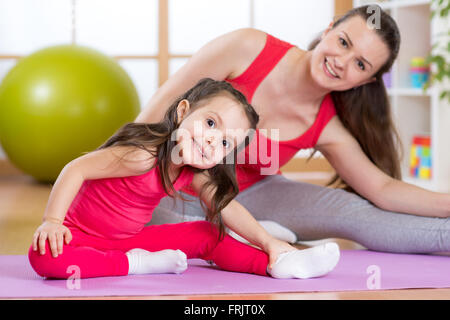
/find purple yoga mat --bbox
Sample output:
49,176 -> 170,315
1,250 -> 449,298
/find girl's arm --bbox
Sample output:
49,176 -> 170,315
316,117 -> 450,218
190,172 -> 295,267
33,146 -> 155,256
135,28 -> 266,123
43,146 -> 155,222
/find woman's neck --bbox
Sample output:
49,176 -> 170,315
285,50 -> 330,107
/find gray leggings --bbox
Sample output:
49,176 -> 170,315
150,175 -> 450,253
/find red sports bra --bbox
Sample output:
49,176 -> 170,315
184,33 -> 337,195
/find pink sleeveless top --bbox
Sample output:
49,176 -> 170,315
64,165 -> 194,239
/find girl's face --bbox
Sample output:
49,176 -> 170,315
174,95 -> 251,169
310,16 -> 390,91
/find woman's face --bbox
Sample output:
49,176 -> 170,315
173,95 -> 251,170
310,16 -> 391,91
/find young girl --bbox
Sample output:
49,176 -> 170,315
29,78 -> 340,280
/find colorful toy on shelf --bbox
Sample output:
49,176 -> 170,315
410,57 -> 429,88
410,135 -> 432,180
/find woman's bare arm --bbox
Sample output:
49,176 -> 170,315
316,117 -> 450,218
135,28 -> 266,123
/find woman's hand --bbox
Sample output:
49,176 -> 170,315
263,238 -> 297,271
32,220 -> 72,258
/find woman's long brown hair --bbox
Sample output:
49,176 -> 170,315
97,78 -> 259,239
309,5 -> 403,192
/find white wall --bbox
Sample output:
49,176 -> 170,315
168,0 -> 334,75
0,0 -> 334,159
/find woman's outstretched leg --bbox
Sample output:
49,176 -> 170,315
152,175 -> 450,253
235,175 -> 450,254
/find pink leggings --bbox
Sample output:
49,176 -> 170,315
28,221 -> 269,279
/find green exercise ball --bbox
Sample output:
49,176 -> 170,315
0,45 -> 140,183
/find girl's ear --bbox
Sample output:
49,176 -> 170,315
176,99 -> 191,124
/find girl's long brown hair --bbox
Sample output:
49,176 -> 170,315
97,78 -> 259,240
309,5 -> 403,192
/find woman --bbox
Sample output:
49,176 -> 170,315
138,6 -> 450,253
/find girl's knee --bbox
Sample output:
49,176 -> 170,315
28,243 -> 69,279
28,244 -> 53,277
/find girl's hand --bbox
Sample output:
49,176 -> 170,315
32,220 -> 72,258
264,238 -> 297,271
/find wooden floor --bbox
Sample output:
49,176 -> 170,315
1,160 -> 449,300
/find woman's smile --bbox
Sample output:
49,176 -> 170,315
323,57 -> 340,79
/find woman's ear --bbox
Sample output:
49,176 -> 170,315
360,77 -> 377,86
321,21 -> 334,40
176,99 -> 190,124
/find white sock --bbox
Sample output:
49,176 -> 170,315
268,242 -> 340,279
126,248 -> 188,275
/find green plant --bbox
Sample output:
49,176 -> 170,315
425,0 -> 450,102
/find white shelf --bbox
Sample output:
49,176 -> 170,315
388,87 -> 435,96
